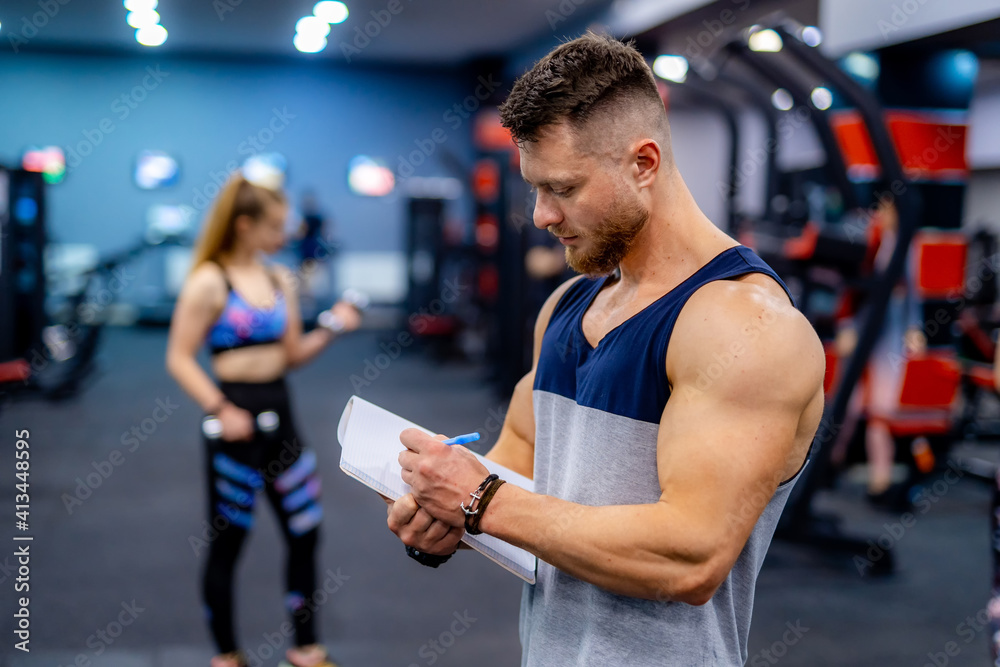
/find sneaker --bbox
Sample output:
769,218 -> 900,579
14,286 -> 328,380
282,644 -> 338,667
210,651 -> 247,667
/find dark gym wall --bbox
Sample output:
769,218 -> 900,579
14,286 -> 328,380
0,52 -> 477,256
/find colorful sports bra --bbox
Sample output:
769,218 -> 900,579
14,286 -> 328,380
207,263 -> 288,355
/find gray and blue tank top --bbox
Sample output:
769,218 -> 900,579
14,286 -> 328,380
520,245 -> 806,667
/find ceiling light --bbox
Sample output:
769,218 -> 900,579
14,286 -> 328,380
652,55 -> 688,83
127,9 -> 160,28
123,0 -> 157,10
296,16 -> 331,37
771,88 -> 794,111
811,86 -> 832,110
748,28 -> 783,53
293,31 -> 327,53
801,26 -> 822,47
314,1 -> 349,24
135,24 -> 168,47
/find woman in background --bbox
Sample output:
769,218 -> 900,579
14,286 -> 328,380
166,173 -> 360,667
832,196 -> 925,504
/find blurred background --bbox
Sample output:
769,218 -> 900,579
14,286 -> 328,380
1,0 -> 1000,665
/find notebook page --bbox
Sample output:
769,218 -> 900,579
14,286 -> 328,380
337,396 -> 537,584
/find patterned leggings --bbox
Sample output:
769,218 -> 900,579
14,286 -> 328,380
201,377 -> 324,654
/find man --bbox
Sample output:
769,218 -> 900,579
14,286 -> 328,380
386,32 -> 824,666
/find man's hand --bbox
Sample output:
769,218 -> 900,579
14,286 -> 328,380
397,428 -> 490,528
386,493 -> 465,556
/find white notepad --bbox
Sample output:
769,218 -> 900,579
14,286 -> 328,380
337,395 -> 537,584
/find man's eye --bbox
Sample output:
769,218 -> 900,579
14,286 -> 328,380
552,188 -> 571,198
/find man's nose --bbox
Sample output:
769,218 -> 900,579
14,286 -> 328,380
533,191 -> 562,230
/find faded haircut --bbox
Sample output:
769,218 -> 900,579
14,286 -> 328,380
499,31 -> 670,158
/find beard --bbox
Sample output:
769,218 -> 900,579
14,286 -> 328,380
558,194 -> 650,277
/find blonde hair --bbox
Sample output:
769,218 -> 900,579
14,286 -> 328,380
190,173 -> 287,270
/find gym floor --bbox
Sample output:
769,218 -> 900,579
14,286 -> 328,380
0,327 -> 991,666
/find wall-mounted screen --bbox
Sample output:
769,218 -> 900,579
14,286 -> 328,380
348,155 -> 394,197
135,150 -> 180,189
22,146 -> 66,184
146,204 -> 192,244
242,153 -> 287,190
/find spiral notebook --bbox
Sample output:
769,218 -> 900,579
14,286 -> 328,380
336,395 -> 537,584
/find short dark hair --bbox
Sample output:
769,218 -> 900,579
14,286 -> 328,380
499,32 -> 664,146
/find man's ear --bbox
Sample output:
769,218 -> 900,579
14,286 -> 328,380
634,139 -> 661,188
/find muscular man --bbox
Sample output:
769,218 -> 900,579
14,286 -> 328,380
387,32 -> 825,666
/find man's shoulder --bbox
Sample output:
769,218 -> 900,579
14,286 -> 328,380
685,272 -> 794,325
669,273 -> 824,399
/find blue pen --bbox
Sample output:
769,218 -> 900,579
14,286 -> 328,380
442,432 -> 481,446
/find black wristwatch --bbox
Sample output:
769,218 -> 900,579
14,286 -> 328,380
405,545 -> 455,568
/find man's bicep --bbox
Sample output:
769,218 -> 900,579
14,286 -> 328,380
655,298 -> 823,563
651,384 -> 802,585
486,276 -> 583,477
485,368 -> 536,477
656,386 -> 798,529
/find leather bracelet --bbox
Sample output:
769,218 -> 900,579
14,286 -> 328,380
465,478 -> 505,535
461,473 -> 498,519
405,545 -> 454,568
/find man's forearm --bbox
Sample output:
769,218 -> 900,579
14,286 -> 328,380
479,484 -> 721,604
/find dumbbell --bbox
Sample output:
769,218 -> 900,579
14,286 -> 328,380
202,410 -> 280,440
317,288 -> 370,333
